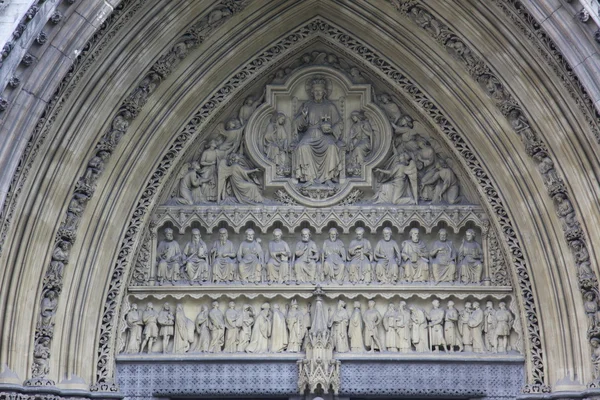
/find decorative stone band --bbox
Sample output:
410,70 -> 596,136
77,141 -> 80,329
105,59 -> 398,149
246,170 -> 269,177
95,15 -> 544,393
152,204 -> 487,234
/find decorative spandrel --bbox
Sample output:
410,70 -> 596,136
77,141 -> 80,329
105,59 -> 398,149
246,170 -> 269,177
244,66 -> 391,206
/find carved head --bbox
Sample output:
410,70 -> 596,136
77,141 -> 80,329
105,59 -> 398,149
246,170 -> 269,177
245,228 -> 255,242
301,228 -> 311,242
276,113 -> 286,125
465,302 -> 472,310
244,96 -> 254,106
354,301 -> 361,309
410,228 -> 420,243
432,299 -> 440,308
274,304 -> 280,310
212,301 -> 219,309
447,301 -> 454,308
46,291 -> 56,300
191,161 -> 201,171
438,228 -> 447,241
310,78 -> 328,102
207,139 -> 218,149
229,301 -> 235,309
219,228 -> 228,242
380,93 -> 391,104
338,300 -> 346,308
329,227 -> 338,241
383,227 -> 392,241
472,301 -> 480,309
163,302 -> 171,311
499,302 -> 506,310
261,303 -> 270,310
368,300 -> 376,309
192,228 -> 201,241
355,227 -> 365,239
164,228 -> 174,241
350,67 -> 360,77
399,301 -> 406,310
387,303 -> 395,311
486,301 -> 493,309
131,303 -> 137,311
465,229 -> 475,242
147,302 -> 154,310
291,299 -> 298,309
351,110 -> 361,122
592,338 -> 600,349
585,292 -> 595,301
273,228 -> 282,241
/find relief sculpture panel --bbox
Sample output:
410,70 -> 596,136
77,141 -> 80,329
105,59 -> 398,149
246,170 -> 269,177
118,50 -> 520,395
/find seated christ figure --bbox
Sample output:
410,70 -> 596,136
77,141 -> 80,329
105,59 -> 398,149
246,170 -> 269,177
293,77 -> 343,186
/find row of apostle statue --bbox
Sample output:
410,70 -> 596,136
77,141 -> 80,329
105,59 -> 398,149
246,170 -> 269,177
122,298 -> 515,355
152,225 -> 484,286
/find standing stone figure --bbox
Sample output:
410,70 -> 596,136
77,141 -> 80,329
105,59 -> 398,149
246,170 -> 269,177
140,302 -> 158,353
374,227 -> 401,284
39,291 -> 58,328
495,302 -> 513,353
322,228 -> 346,284
198,140 -> 221,202
428,300 -> 446,352
266,229 -> 291,284
208,301 -> 225,353
158,303 -> 175,353
174,304 -> 194,354
237,304 -> 255,352
329,300 -> 350,353
247,303 -> 271,353
156,228 -> 182,285
458,229 -> 483,284
348,227 -> 373,284
293,77 -> 344,186
585,292 -> 598,329
459,302 -> 473,352
211,228 -> 237,284
383,303 -> 398,352
483,301 -> 497,353
237,228 -> 263,284
191,305 -> 210,352
444,301 -> 463,352
183,228 -> 209,284
347,110 -> 373,169
264,112 -> 290,175
363,300 -> 383,352
469,302 -> 485,353
396,301 -> 412,353
410,306 -> 429,352
32,338 -> 51,377
348,301 -> 364,352
286,300 -> 305,353
402,228 -> 429,282
294,229 -> 319,283
430,229 -> 456,283
224,302 -> 239,353
271,304 -> 289,352
125,304 -> 143,353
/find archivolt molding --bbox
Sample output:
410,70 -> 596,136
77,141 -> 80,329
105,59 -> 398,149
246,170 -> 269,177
492,0 -> 600,145
389,0 -> 599,389
0,0 -> 144,261
88,17 -> 548,391
22,0 -> 250,390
